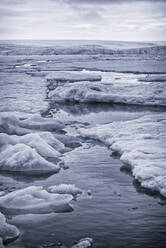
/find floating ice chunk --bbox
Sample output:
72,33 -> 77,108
0,132 -> 64,157
0,113 -> 65,135
48,80 -> 166,106
0,212 -> 20,244
0,144 -> 60,174
0,186 -> 73,215
48,82 -> 105,103
19,114 -> 65,131
72,238 -> 93,248
48,184 -> 82,197
79,114 -> 166,197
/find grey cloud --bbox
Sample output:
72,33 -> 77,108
65,0 -> 166,3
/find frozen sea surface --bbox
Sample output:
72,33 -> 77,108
0,40 -> 166,248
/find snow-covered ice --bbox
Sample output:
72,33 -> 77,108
48,184 -> 82,197
0,112 -> 68,174
0,186 -> 73,215
72,237 -> 93,248
48,80 -> 166,106
0,113 -> 65,135
79,114 -> 166,197
19,114 -> 65,132
0,212 -> 20,244
0,143 -> 60,174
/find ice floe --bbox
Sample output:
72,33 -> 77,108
72,238 -> 93,248
0,113 -> 65,135
0,186 -> 73,215
19,114 -> 65,132
0,212 -> 19,244
79,114 -> 166,197
0,143 -> 60,174
48,184 -> 82,197
0,112 -> 68,174
48,80 -> 166,106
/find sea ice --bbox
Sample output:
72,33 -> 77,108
48,80 -> 166,106
0,143 -> 60,174
0,113 -> 71,174
48,184 -> 82,197
0,212 -> 20,244
15,133 -> 61,157
0,186 -> 73,215
79,114 -> 166,197
0,113 -> 65,135
72,238 -> 93,248
19,114 -> 65,131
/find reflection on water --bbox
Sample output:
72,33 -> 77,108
44,102 -> 166,126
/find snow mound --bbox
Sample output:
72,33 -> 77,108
48,80 -> 166,106
0,186 -> 73,215
72,238 -> 93,248
0,143 -> 60,174
79,114 -> 166,197
0,212 -> 20,244
48,184 -> 82,197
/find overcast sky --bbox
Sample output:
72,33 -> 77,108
0,0 -> 166,41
